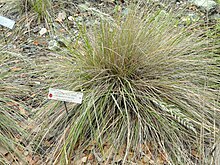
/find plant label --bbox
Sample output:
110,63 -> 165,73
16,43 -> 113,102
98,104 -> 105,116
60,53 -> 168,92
48,88 -> 83,104
0,16 -> 15,29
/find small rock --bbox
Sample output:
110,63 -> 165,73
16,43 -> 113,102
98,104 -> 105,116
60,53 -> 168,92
39,28 -> 47,36
122,8 -> 129,15
48,40 -> 59,51
81,156 -> 87,163
56,11 -> 66,22
189,0 -> 217,12
34,81 -> 41,85
68,16 -> 74,21
24,150 -> 29,156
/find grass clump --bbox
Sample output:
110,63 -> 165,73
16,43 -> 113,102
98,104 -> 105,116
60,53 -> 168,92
36,8 -> 220,164
0,93 -> 25,164
0,51 -> 29,164
0,0 -> 52,22
24,0 -> 52,22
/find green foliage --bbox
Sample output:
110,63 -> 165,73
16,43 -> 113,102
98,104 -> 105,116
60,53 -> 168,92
28,0 -> 52,21
36,9 -> 220,164
0,0 -> 52,22
13,0 -> 53,22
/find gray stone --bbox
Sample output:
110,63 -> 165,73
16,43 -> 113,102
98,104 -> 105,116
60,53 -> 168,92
189,0 -> 217,12
210,13 -> 220,20
48,40 -> 60,51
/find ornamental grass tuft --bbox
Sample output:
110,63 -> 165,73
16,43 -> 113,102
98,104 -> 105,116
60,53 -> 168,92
0,52 -> 28,164
35,8 -> 220,164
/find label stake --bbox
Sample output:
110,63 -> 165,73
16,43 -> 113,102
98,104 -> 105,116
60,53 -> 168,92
1,26 -> 7,44
63,101 -> 69,115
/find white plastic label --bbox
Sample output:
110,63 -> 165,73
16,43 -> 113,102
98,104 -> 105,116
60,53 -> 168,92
48,88 -> 83,104
0,16 -> 15,29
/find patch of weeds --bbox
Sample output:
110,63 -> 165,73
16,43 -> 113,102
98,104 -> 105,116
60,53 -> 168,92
0,0 -> 54,45
35,7 -> 220,165
0,0 -> 53,34
4,0 -> 52,21
26,0 -> 52,22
